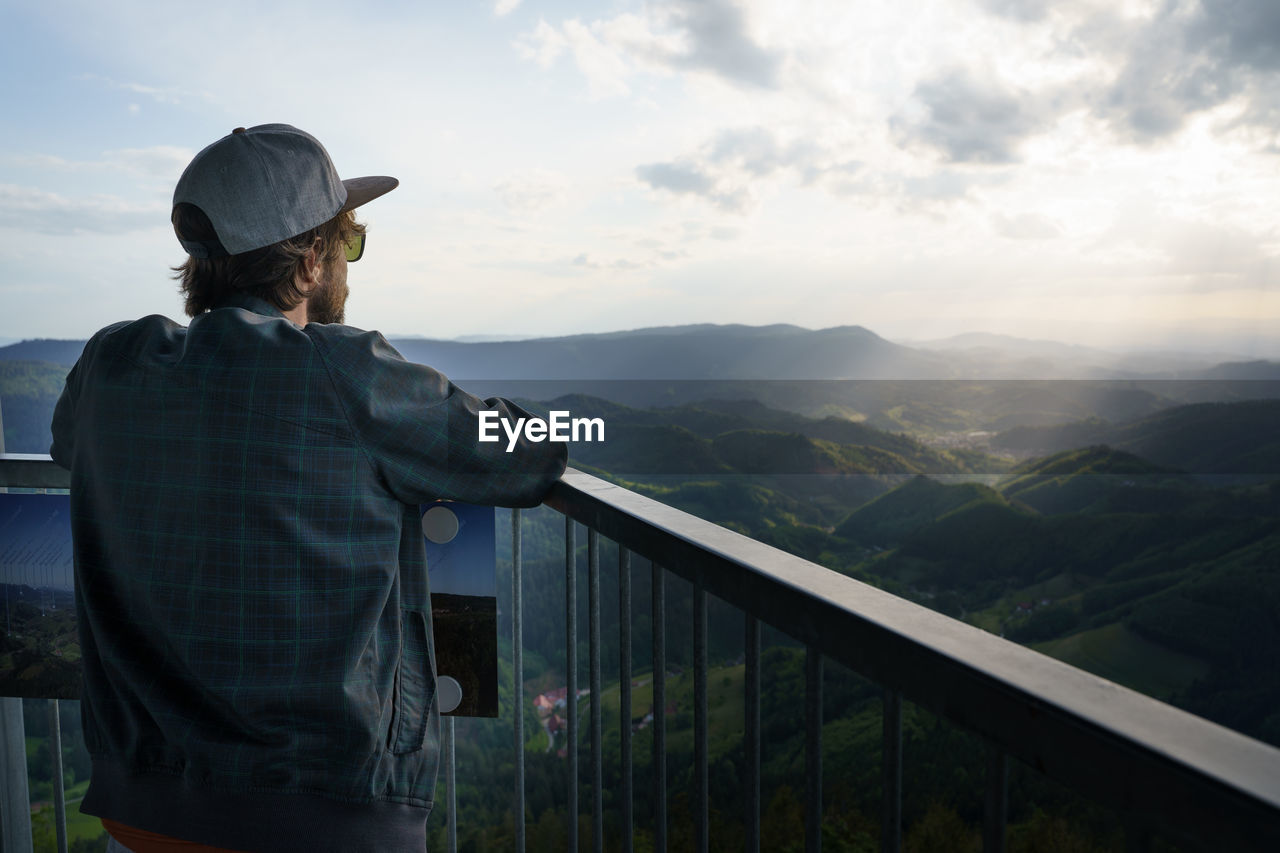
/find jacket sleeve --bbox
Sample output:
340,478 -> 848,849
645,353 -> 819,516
49,360 -> 78,469
48,323 -> 129,470
312,326 -> 567,507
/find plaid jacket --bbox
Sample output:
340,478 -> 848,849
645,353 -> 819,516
50,295 -> 566,851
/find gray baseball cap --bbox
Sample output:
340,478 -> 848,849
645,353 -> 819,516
173,124 -> 398,258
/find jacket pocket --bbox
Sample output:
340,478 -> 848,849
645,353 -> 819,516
389,608 -> 434,754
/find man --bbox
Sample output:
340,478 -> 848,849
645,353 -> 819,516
50,124 -> 567,852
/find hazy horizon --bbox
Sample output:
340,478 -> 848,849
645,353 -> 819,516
3,1 -> 1278,355
4,320 -> 1278,361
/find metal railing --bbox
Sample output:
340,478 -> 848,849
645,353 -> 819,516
4,454 -> 1280,852
527,468 -> 1280,852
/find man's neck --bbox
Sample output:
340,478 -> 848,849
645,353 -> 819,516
284,301 -> 308,327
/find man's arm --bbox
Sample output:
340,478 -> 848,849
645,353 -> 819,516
313,326 -> 567,507
49,323 -> 133,469
49,359 -> 82,469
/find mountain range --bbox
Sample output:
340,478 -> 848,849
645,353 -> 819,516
4,322 -> 1279,380
5,323 -> 1279,458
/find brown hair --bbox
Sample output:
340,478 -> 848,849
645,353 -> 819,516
171,204 -> 365,317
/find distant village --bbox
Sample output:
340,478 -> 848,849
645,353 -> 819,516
531,674 -> 678,757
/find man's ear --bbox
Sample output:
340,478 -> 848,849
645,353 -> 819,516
297,240 -> 323,289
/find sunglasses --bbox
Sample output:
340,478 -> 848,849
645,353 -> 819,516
344,233 -> 366,263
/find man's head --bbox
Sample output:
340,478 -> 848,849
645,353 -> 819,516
170,124 -> 396,321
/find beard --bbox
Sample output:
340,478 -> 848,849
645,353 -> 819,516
306,262 -> 349,325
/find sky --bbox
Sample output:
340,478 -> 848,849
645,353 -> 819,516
2,0 -> 1279,355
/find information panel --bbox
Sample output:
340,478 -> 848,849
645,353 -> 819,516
0,493 -> 499,718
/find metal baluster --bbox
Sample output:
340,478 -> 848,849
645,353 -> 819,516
745,616 -> 760,853
652,564 -> 667,853
445,716 -> 457,853
588,530 -> 603,853
805,647 -> 823,853
566,518 -> 579,853
881,690 -> 902,853
49,699 -> 66,853
619,548 -> 634,853
0,404 -> 32,853
0,698 -> 32,853
694,576 -> 708,853
983,746 -> 1007,853
512,508 -> 525,852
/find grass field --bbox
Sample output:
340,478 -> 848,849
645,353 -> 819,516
590,663 -> 748,759
29,779 -> 106,849
64,794 -> 106,845
968,571 -> 1086,634
59,779 -> 106,845
1034,622 -> 1209,700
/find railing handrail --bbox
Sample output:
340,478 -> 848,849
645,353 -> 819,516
6,453 -> 1280,849
0,453 -> 70,488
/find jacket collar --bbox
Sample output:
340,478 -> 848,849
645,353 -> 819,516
214,292 -> 287,320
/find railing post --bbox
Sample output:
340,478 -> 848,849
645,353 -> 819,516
693,575 -> 708,853
512,507 -> 525,852
49,699 -> 67,853
0,404 -> 34,853
805,647 -> 823,853
566,517 -> 579,853
744,616 -> 761,853
588,530 -> 603,853
619,548 -> 634,853
0,698 -> 33,853
652,564 -> 667,853
983,746 -> 1007,853
881,690 -> 902,853
445,716 -> 457,853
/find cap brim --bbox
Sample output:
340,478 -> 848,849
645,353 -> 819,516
339,176 -> 399,213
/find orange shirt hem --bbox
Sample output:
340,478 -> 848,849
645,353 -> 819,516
101,818 -> 248,853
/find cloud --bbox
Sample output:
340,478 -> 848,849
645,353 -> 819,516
636,161 -> 717,195
564,19 -> 634,98
1161,220 -> 1278,287
1096,5 -> 1238,142
6,146 -> 193,181
653,0 -> 782,87
708,127 -> 861,185
494,0 -> 522,17
106,147 -> 194,180
636,126 -> 864,212
0,185 -> 167,235
517,18 -> 632,98
900,169 -> 1006,203
977,0 -> 1055,23
80,74 -> 213,108
991,212 -> 1061,240
494,169 -> 570,212
572,252 -> 646,271
999,0 -> 1280,144
516,0 -> 783,96
635,159 -> 753,211
1182,0 -> 1280,134
1092,210 -> 1279,292
515,20 -> 567,68
707,127 -> 790,176
895,69 -> 1059,164
1193,0 -> 1280,73
966,0 -> 1280,146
